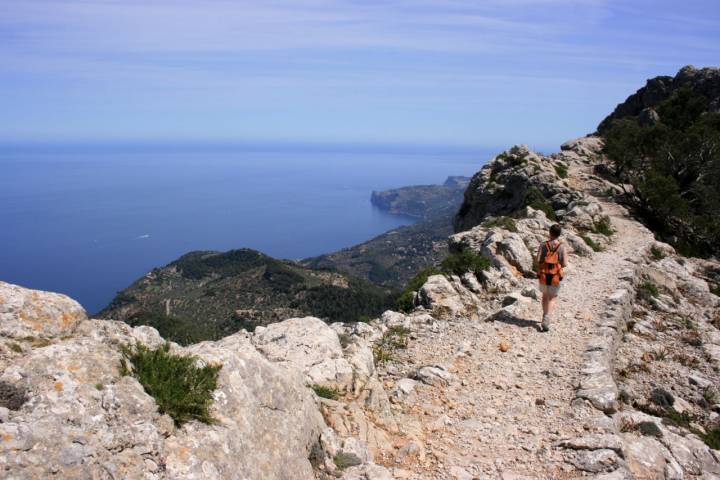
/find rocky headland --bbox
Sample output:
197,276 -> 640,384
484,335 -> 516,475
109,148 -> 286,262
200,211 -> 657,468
371,176 -> 471,220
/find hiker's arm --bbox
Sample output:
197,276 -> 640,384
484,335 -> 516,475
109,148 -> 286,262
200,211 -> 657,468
560,245 -> 568,268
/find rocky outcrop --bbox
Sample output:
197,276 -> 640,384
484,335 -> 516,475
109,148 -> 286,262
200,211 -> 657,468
598,65 -> 720,132
0,281 -> 87,340
0,282 -> 398,480
417,274 -> 484,320
253,316 -> 375,394
453,144 -> 585,232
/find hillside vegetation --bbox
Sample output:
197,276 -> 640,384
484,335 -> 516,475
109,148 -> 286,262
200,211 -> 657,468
601,83 -> 720,256
99,249 -> 394,344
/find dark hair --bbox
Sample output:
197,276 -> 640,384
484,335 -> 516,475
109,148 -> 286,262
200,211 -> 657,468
549,224 -> 562,239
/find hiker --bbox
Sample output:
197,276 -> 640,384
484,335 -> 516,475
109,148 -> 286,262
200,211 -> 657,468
537,223 -> 567,332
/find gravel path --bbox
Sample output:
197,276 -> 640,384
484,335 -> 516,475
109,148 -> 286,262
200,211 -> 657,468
379,178 -> 655,479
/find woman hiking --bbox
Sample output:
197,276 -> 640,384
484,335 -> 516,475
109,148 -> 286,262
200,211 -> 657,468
536,223 -> 567,332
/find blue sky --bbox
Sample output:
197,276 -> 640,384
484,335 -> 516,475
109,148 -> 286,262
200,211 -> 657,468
0,0 -> 718,149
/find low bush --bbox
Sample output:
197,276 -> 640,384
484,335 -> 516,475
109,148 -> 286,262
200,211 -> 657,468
396,267 -> 441,313
523,187 -> 557,220
591,216 -> 615,236
581,235 -> 603,252
120,342 -> 222,426
700,428 -> 720,450
554,163 -> 569,179
483,216 -> 518,233
334,452 -> 362,470
373,326 -> 410,365
639,282 -> 660,298
395,251 -> 489,313
650,246 -> 666,260
312,385 -> 340,400
440,251 -> 491,277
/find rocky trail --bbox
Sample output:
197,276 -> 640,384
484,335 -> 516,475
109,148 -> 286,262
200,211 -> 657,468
371,163 -> 657,479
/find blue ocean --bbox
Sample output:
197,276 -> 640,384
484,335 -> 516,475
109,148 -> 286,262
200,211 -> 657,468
0,144 -> 494,314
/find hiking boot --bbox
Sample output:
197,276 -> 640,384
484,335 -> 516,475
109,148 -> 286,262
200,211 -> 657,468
541,316 -> 550,332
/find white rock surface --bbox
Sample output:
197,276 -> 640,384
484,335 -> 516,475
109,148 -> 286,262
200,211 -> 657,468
252,316 -> 356,390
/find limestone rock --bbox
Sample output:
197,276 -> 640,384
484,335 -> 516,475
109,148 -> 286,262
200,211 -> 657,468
252,316 -> 355,390
417,275 -> 481,320
0,281 -> 87,340
622,435 -> 683,480
0,316 -> 325,480
560,136 -> 604,158
340,463 -> 394,480
415,365 -> 454,386
454,144 -> 583,232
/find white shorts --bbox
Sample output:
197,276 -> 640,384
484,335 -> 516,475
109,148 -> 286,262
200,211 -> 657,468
538,282 -> 561,296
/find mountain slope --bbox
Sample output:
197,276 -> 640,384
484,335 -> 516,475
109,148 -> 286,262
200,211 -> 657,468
303,176 -> 472,287
98,248 -> 394,344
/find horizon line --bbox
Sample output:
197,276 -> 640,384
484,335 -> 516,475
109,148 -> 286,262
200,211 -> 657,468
0,137 -> 562,155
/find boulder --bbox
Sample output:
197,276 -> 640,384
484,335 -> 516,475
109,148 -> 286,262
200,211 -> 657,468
560,136 -> 604,158
0,281 -> 87,340
417,275 -> 481,320
622,435 -> 683,480
415,366 -> 454,386
252,316 -> 355,391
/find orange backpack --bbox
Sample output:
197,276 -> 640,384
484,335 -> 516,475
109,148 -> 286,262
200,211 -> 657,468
538,240 -> 564,286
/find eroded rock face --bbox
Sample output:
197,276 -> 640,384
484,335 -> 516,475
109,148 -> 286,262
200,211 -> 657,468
0,281 -> 87,340
252,316 -> 357,391
453,145 -> 583,232
417,274 -> 482,320
0,284 -> 327,480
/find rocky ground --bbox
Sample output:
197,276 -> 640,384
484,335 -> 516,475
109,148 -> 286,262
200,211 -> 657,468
1,136 -> 719,480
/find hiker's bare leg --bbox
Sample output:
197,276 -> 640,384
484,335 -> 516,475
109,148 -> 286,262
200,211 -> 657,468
547,294 -> 558,317
541,293 -> 549,317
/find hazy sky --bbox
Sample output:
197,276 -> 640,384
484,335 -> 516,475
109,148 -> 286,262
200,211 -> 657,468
1,0 -> 718,148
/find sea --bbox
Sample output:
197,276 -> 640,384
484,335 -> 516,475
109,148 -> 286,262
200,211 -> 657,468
0,143 -> 497,314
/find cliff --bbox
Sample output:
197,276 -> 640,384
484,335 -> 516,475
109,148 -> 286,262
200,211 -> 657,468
370,176 -> 470,220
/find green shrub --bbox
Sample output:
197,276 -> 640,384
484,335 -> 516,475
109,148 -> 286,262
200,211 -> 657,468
440,251 -> 491,277
395,251 -> 489,313
592,216 -> 615,236
312,385 -> 340,400
120,343 -> 222,426
711,286 -> 720,298
395,267 -> 441,313
373,326 -> 410,365
639,282 -> 660,298
700,427 -> 720,450
125,312 -> 220,346
8,342 -> 22,353
602,88 -> 720,257
334,452 -> 362,469
483,216 -> 518,232
300,278 -> 395,324
650,246 -> 666,260
554,163 -> 569,179
523,187 -> 557,220
580,235 -> 603,252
